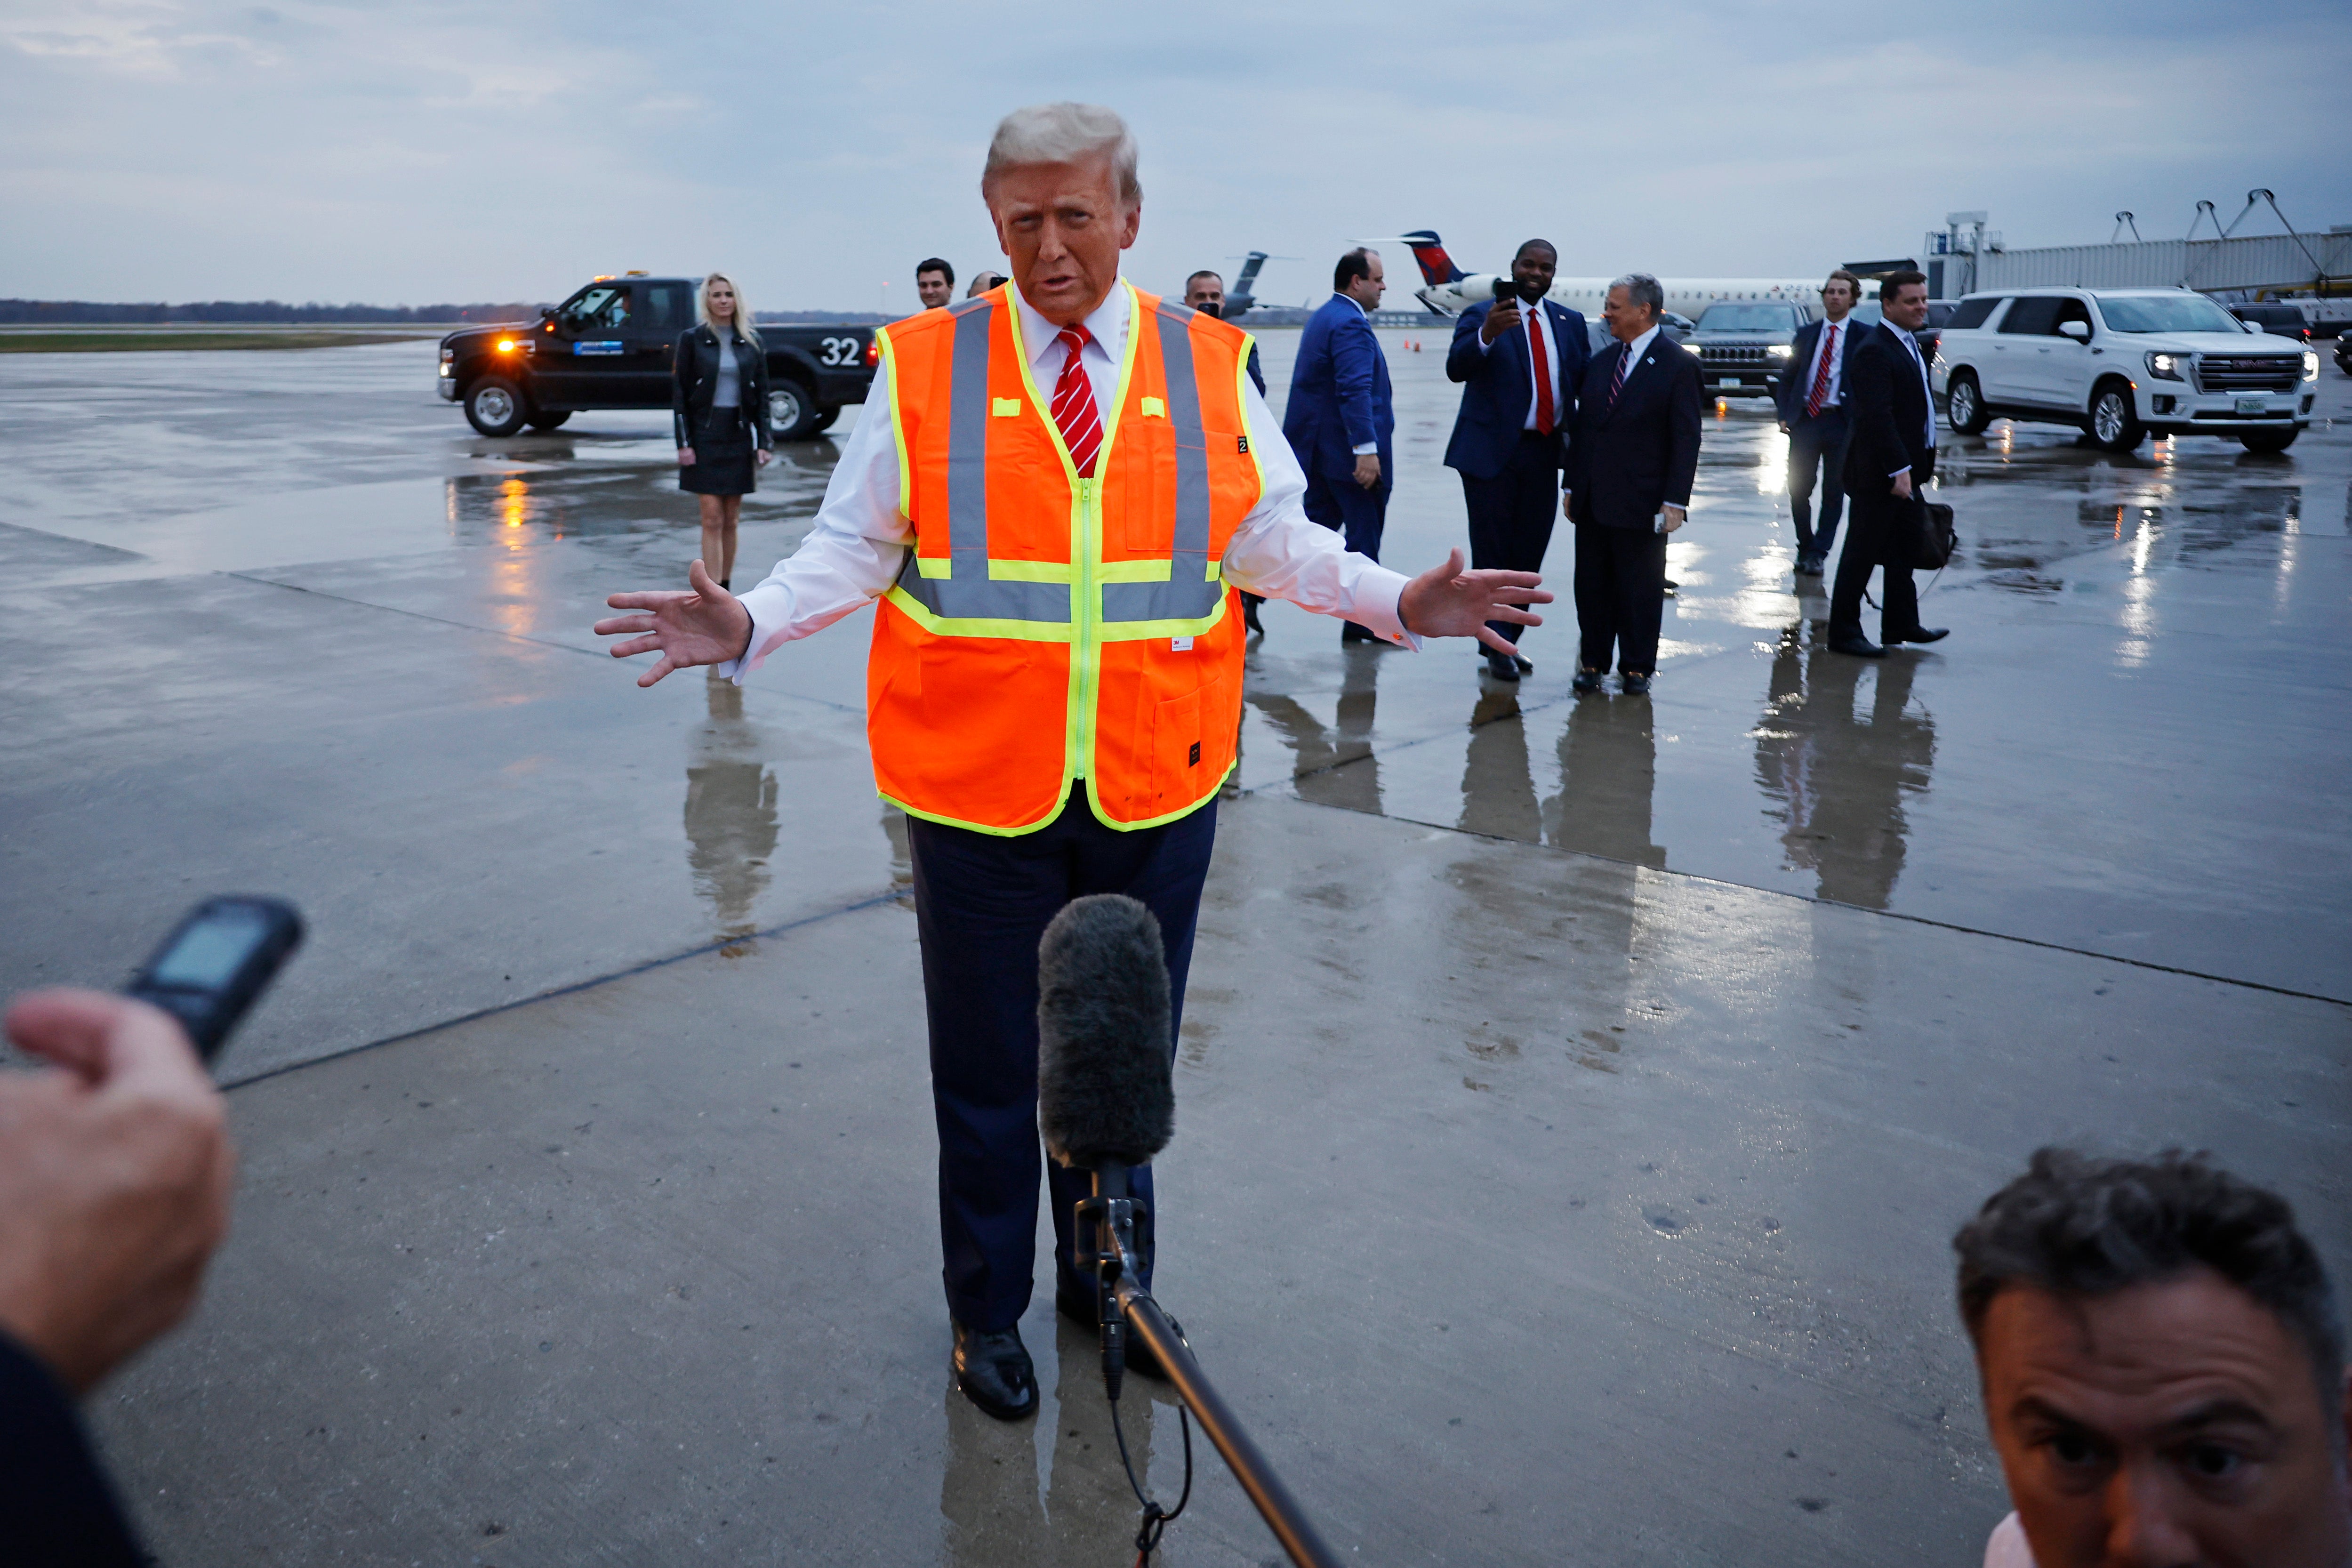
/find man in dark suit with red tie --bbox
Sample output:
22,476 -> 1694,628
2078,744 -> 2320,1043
1830,270 -> 1950,658
1561,273 -> 1702,695
1445,239 -> 1589,681
1775,269 -> 1868,577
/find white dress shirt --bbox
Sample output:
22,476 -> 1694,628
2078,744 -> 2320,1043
1330,291 -> 1380,456
1982,1512 -> 2033,1568
1475,295 -> 1565,430
1799,315 -> 1849,412
1880,320 -> 1936,477
1615,323 -> 1663,387
719,278 -> 1420,682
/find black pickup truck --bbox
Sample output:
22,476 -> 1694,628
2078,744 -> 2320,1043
438,273 -> 878,439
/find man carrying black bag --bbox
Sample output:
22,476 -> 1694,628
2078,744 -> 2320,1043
1828,270 -> 1950,658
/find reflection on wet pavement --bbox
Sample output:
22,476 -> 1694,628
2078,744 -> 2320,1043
685,678 -> 781,954
1753,624 -> 1934,910
1235,337 -> 2352,997
1245,642 -> 1384,815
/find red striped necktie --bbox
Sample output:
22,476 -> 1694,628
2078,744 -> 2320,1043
1051,326 -> 1103,478
1607,342 -> 1630,409
1806,322 -> 1838,417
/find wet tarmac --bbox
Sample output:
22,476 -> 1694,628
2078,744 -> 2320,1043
2,333 -> 2347,1565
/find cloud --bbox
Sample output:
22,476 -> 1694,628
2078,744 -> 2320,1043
1,0 -> 2347,306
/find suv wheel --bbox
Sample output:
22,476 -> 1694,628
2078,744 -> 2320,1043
2087,381 -> 2143,452
2239,427 -> 2298,454
465,378 -> 530,437
811,405 -> 841,434
769,382 -> 818,441
1946,371 -> 1989,435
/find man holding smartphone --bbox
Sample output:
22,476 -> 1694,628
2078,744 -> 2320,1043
0,988 -> 238,1567
1444,239 -> 1589,681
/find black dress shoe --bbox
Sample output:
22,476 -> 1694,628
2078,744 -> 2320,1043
1056,1283 -> 1170,1381
1794,555 -> 1823,577
1572,668 -> 1603,693
1341,623 -> 1378,645
1886,626 -> 1949,644
951,1320 -> 1037,1420
1483,651 -> 1520,682
1511,651 -> 1534,674
1621,672 -> 1652,695
1830,634 -> 1886,658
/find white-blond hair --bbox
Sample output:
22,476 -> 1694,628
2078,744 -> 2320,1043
982,102 -> 1141,206
697,273 -> 761,348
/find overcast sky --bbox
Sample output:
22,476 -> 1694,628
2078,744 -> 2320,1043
4,0 -> 2349,309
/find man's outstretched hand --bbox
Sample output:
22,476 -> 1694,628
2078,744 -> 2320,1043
1396,549 -> 1551,655
595,559 -> 753,687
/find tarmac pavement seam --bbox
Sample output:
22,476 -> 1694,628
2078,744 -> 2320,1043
1264,791 -> 2352,1010
215,884 -> 911,1093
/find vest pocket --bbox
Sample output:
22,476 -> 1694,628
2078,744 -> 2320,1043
1149,668 -> 1229,809
1151,684 -> 1202,806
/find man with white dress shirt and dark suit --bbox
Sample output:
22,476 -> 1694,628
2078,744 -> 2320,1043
1561,273 -> 1702,695
594,101 -> 1550,1425
1445,239 -> 1589,681
1282,249 -> 1395,644
1775,269 -> 1867,577
1829,270 -> 1949,658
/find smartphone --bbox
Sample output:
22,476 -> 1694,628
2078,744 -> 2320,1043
125,896 -> 305,1062
1492,278 -> 1519,301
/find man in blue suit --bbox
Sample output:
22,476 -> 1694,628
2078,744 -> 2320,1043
1445,239 -> 1588,681
1282,248 -> 1395,644
1774,269 -> 1868,577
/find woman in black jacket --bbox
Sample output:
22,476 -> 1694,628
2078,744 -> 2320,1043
673,273 -> 772,590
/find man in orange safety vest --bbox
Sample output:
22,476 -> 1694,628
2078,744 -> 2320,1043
595,101 -> 1549,1423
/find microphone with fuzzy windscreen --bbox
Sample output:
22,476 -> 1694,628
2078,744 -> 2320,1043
1033,895 -> 1341,1568
1037,893 -> 1173,1178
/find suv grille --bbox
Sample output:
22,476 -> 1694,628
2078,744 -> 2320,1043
1699,345 -> 1774,366
2196,355 -> 2300,393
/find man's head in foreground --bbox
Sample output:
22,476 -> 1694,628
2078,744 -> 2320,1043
1957,1148 -> 2352,1568
981,101 -> 1141,328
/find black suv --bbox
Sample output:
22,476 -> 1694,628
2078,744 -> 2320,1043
2229,302 -> 2311,344
1689,301 -> 1809,400
439,274 -> 878,439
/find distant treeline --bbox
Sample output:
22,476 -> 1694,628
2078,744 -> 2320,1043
0,299 -> 550,325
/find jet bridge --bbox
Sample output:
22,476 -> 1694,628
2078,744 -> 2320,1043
1927,193 -> 2351,304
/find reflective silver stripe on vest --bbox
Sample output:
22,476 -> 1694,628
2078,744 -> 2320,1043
891,552 -> 1071,623
893,298 -> 1073,624
1101,301 -> 1224,624
947,302 -> 991,577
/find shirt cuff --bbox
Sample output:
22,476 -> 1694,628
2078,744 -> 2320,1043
1351,442 -> 1378,456
1365,566 -> 1424,651
1888,466 -> 1912,480
715,582 -> 795,683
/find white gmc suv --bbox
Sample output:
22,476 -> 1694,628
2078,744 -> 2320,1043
1933,287 -> 2320,454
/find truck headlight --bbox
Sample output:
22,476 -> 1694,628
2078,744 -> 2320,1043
2145,352 -> 2184,381
2305,351 -> 2322,383
1767,342 -> 1793,359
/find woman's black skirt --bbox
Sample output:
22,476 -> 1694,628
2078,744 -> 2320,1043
682,410 -> 757,497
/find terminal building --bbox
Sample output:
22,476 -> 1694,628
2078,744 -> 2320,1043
1923,196 -> 2352,329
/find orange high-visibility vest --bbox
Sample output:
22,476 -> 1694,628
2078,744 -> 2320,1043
867,282 -> 1263,835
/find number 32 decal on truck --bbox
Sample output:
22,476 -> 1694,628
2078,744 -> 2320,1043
819,336 -> 862,366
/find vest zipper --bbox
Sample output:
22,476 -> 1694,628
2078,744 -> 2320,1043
1074,474 -> 1098,789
